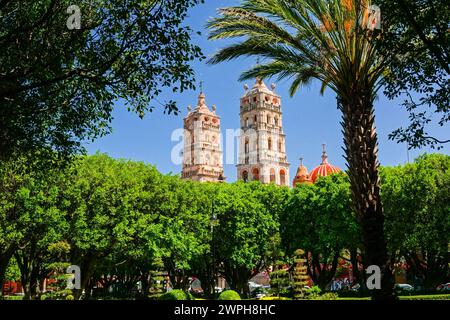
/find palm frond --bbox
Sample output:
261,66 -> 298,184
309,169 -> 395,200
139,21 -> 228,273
207,0 -> 386,102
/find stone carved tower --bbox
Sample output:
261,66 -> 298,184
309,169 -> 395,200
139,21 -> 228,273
237,79 -> 290,185
182,91 -> 225,182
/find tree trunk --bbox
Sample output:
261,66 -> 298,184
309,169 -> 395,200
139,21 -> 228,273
74,255 -> 95,300
340,94 -> 395,300
350,248 -> 361,286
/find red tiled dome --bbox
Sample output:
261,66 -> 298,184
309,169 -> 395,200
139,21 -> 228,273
309,145 -> 341,183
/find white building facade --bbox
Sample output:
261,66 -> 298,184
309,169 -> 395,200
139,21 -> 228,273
181,91 -> 225,182
236,78 -> 290,186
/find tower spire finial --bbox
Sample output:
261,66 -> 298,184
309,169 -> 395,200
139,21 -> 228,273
321,144 -> 328,164
299,157 -> 304,166
197,81 -> 206,108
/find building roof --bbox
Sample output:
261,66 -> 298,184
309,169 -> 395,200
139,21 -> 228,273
309,144 -> 341,183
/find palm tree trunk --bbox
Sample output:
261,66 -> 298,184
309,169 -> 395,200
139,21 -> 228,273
339,93 -> 395,300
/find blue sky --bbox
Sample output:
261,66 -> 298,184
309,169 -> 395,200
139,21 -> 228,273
85,0 -> 450,182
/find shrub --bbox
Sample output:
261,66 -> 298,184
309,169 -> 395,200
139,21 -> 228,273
218,290 -> 241,300
260,296 -> 291,300
158,289 -> 193,300
40,294 -> 47,300
66,295 -> 75,300
4,295 -> 24,300
315,293 -> 339,300
400,294 -> 450,300
306,286 -> 322,299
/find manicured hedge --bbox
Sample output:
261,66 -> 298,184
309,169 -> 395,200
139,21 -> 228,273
158,289 -> 194,300
218,290 -> 241,300
400,294 -> 450,300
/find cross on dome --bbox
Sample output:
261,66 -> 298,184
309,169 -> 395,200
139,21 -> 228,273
321,143 -> 329,164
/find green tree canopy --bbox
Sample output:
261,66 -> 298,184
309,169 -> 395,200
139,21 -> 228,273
377,0 -> 450,149
381,153 -> 450,288
0,0 -> 204,159
281,173 -> 360,289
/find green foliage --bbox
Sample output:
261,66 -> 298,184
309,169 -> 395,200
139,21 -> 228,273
1,152 -> 449,300
3,295 -> 24,300
310,292 -> 339,300
0,0 -> 205,159
269,263 -> 290,297
213,181 -> 281,295
292,249 -> 309,300
5,257 -> 20,282
66,295 -> 75,301
158,289 -> 193,301
282,173 -> 359,289
218,290 -> 241,300
376,0 -> 450,149
399,294 -> 450,300
148,258 -> 166,300
305,286 -> 322,300
381,153 -> 450,288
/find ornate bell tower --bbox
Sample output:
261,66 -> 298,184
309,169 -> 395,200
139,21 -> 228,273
182,90 -> 225,182
237,78 -> 290,185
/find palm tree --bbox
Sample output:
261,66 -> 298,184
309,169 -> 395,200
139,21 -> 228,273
207,0 -> 395,299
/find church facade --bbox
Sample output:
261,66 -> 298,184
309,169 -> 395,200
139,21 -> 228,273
236,78 -> 290,186
181,80 -> 340,185
181,92 -> 224,182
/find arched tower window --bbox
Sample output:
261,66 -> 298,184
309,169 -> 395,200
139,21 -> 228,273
252,168 -> 260,181
274,117 -> 278,126
268,137 -> 272,151
254,115 -> 257,124
270,168 -> 276,183
245,117 -> 249,127
280,169 -> 286,185
267,115 -> 271,124
245,138 -> 249,154
242,171 -> 249,182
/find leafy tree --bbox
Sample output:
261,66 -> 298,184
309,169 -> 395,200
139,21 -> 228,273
281,173 -> 360,290
0,0 -> 204,159
151,178 -> 211,290
61,153 -> 162,298
381,154 -> 450,288
207,0 -> 395,299
0,155 -> 66,298
376,0 -> 450,149
214,182 -> 279,297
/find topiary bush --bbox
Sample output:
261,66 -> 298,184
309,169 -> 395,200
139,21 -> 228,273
218,290 -> 241,300
158,289 -> 193,300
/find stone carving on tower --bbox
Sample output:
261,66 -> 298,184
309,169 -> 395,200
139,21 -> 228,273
237,78 -> 290,186
182,90 -> 225,182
